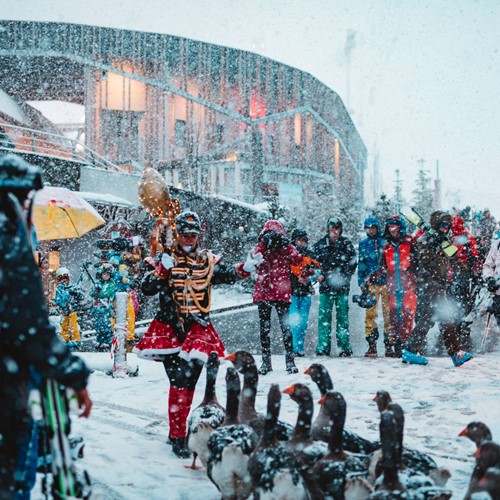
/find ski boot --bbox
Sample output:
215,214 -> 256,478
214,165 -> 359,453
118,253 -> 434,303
315,350 -> 330,357
258,355 -> 273,376
338,349 -> 353,358
364,334 -> 378,358
450,351 -> 474,367
171,437 -> 191,459
285,352 -> 298,374
385,345 -> 397,358
401,349 -> 428,365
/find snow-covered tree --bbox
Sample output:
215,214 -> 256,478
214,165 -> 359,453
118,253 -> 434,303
371,193 -> 394,225
412,167 -> 434,220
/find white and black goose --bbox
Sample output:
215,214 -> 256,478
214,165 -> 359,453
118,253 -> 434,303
206,367 -> 258,500
248,384 -> 308,500
187,352 -> 225,469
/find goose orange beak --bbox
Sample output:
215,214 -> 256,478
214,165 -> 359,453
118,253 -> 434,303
224,352 -> 236,362
282,385 -> 295,395
458,428 -> 468,437
304,367 -> 311,375
318,395 -> 326,405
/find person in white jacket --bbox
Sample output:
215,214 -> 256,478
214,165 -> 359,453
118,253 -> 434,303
482,239 -> 500,327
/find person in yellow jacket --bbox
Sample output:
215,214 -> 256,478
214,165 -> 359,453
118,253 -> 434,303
53,267 -> 83,349
114,263 -> 137,342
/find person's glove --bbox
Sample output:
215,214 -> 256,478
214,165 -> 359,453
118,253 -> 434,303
243,251 -> 264,273
485,276 -> 499,293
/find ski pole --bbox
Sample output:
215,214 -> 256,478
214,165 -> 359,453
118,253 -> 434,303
480,313 -> 493,353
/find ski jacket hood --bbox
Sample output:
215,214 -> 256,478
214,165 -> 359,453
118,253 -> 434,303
259,219 -> 286,238
363,216 -> 381,231
383,215 -> 407,240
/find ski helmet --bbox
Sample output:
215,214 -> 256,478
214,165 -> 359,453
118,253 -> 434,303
175,211 -> 201,234
56,267 -> 70,278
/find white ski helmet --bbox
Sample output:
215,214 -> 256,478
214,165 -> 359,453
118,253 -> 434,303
55,267 -> 70,278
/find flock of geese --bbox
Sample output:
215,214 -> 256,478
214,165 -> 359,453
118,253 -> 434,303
184,350 -> 499,499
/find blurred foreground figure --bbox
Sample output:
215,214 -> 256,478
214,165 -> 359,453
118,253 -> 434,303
0,155 -> 92,499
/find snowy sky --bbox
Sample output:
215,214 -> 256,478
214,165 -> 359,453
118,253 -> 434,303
4,0 -> 500,216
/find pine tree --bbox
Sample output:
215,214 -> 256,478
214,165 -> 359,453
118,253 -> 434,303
412,167 -> 434,220
372,193 -> 394,226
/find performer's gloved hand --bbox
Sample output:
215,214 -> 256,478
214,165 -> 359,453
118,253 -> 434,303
485,276 -> 499,293
155,253 -> 175,278
243,251 -> 264,273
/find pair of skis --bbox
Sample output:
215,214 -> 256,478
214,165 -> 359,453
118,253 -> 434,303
400,206 -> 458,257
39,378 -> 91,499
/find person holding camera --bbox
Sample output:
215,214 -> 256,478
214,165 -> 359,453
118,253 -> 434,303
403,211 -> 474,367
250,220 -> 303,375
357,216 -> 392,357
482,238 -> 500,329
0,155 -> 92,497
312,216 -> 357,357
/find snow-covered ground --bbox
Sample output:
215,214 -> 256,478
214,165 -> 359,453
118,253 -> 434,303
33,347 -> 500,499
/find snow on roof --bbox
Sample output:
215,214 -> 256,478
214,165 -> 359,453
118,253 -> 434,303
0,88 -> 27,124
78,191 -> 136,207
209,193 -> 269,214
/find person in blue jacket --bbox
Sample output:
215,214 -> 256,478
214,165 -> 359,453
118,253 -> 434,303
358,216 -> 392,357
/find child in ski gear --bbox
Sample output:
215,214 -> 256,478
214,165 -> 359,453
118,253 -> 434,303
289,228 -> 319,357
133,210 -> 248,458
53,267 -> 84,348
357,216 -> 392,357
250,220 -> 303,375
0,154 -> 92,497
368,215 -> 417,357
114,263 -> 137,342
91,262 -> 116,348
403,211 -> 474,367
312,216 -> 357,357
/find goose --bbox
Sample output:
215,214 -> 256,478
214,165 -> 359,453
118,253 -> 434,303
187,352 -> 225,469
372,390 -> 446,483
469,440 -> 500,488
206,367 -> 258,500
459,421 -> 493,450
248,384 -> 308,499
312,391 -> 371,499
225,350 -> 293,440
282,383 -> 328,495
305,363 -> 380,454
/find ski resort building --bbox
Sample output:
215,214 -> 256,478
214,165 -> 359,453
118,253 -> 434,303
0,20 -> 366,229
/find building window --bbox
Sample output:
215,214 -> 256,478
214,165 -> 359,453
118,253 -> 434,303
216,124 -> 224,144
174,119 -> 186,147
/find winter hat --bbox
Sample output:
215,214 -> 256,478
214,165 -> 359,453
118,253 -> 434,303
326,216 -> 343,228
430,211 -> 452,231
363,216 -> 381,230
291,228 -> 308,242
56,267 -> 70,278
175,211 -> 201,234
259,219 -> 286,239
383,215 -> 406,239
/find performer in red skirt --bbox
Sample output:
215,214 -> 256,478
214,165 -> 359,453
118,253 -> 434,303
134,211 -> 251,458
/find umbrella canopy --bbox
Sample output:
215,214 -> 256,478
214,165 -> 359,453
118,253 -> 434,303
32,186 -> 106,240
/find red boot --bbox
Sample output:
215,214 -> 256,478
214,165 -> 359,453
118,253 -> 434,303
168,387 -> 191,458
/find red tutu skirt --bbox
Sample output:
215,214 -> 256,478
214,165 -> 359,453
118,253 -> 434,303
133,319 -> 182,361
179,321 -> 226,363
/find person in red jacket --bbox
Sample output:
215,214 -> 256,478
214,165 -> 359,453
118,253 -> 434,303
368,215 -> 417,357
250,220 -> 303,375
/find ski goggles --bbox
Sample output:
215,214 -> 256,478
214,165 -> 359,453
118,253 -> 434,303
438,221 -> 452,229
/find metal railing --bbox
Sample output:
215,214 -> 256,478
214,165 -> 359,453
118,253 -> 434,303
0,121 -> 132,173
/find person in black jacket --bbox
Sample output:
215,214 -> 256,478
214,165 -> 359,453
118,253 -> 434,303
312,216 -> 357,357
0,155 -> 92,498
